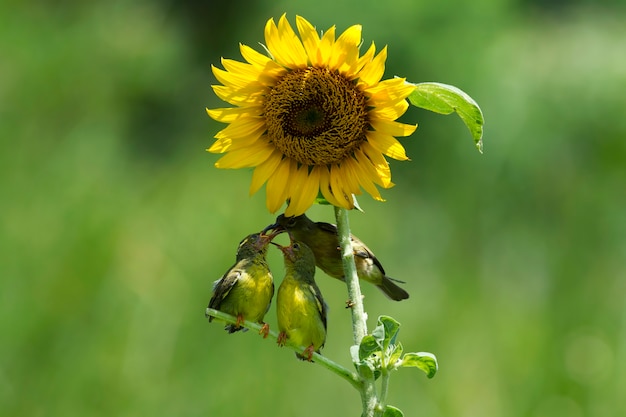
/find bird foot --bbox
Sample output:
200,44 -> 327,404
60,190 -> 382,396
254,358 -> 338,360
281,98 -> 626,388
259,323 -> 270,338
301,344 -> 315,362
277,331 -> 288,347
345,294 -> 365,308
235,314 -> 245,328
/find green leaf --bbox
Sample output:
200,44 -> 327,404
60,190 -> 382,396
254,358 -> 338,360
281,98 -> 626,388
400,352 -> 438,378
359,335 -> 381,360
350,345 -> 360,363
371,323 -> 385,345
388,342 -> 403,368
408,82 -> 484,153
378,315 -> 400,349
383,405 -> 404,417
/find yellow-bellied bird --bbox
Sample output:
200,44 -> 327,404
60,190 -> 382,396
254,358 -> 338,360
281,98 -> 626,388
275,239 -> 328,361
267,214 -> 409,301
207,232 -> 275,336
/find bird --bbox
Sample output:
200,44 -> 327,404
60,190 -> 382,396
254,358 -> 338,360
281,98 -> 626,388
265,213 -> 409,301
275,239 -> 328,361
206,232 -> 275,336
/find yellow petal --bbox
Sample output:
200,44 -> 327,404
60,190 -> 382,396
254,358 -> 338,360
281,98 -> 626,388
265,15 -> 307,69
330,164 -> 354,209
221,58 -> 278,86
365,130 -> 409,161
368,97 -> 409,121
354,42 -> 376,75
358,46 -> 387,87
365,78 -> 416,105
344,156 -> 384,201
360,142 -> 393,188
370,118 -> 417,137
318,166 -> 344,207
249,149 -> 283,195
209,127 -> 265,153
206,107 -> 262,123
212,65 -> 251,90
296,15 -> 320,66
317,26 -> 336,65
354,149 -> 386,187
337,159 -> 362,197
213,142 -> 274,169
212,85 -> 262,106
214,116 -> 265,140
239,44 -> 283,71
265,158 -> 293,213
284,166 -> 320,216
331,24 -> 361,74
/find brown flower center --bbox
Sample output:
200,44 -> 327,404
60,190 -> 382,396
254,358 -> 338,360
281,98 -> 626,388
264,67 -> 368,165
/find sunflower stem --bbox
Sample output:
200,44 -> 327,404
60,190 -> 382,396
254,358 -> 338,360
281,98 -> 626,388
334,206 -> 368,342
334,206 -> 378,417
205,308 -> 362,389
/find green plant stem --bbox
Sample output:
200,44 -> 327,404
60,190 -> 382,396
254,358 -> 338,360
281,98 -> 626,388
205,308 -> 361,390
334,206 -> 379,417
378,361 -> 391,415
334,206 -> 368,343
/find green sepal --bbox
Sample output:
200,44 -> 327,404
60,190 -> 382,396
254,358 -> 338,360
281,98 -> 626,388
383,405 -> 404,417
351,194 -> 364,212
313,193 -> 363,212
400,352 -> 438,378
407,82 -> 484,153
314,195 -> 332,205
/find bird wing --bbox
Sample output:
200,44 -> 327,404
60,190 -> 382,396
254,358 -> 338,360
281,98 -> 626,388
308,283 -> 328,332
208,267 -> 242,310
352,237 -> 387,276
318,220 -> 388,276
317,221 -> 339,237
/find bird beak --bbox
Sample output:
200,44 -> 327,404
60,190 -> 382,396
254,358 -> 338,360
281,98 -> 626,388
261,222 -> 285,238
272,240 -> 295,261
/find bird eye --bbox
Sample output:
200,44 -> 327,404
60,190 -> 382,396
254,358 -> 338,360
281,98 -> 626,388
286,218 -> 296,227
293,242 -> 300,250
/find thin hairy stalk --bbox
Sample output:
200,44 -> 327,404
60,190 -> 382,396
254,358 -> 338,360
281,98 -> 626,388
333,206 -> 378,417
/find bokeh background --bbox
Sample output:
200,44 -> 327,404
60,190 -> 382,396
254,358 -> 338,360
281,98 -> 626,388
2,0 -> 625,416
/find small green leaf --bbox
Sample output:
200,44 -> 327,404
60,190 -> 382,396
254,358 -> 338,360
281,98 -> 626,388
350,345 -> 360,363
400,352 -> 438,378
359,335 -> 381,360
388,342 -> 403,368
372,323 -> 385,345
378,315 -> 400,349
408,82 -> 484,153
383,405 -> 404,417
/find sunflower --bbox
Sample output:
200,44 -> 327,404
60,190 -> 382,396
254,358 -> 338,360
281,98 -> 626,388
207,14 -> 417,216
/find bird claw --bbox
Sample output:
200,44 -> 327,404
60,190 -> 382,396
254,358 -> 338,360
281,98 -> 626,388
302,344 -> 315,362
345,299 -> 355,308
259,323 -> 270,338
277,331 -> 287,347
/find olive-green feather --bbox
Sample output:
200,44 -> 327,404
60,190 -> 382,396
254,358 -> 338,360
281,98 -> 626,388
207,233 -> 274,333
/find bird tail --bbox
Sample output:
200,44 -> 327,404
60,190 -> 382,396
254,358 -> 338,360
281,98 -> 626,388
225,324 -> 248,333
377,276 -> 410,301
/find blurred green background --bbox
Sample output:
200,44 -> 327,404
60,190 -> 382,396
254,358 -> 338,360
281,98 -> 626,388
2,0 -> 625,415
